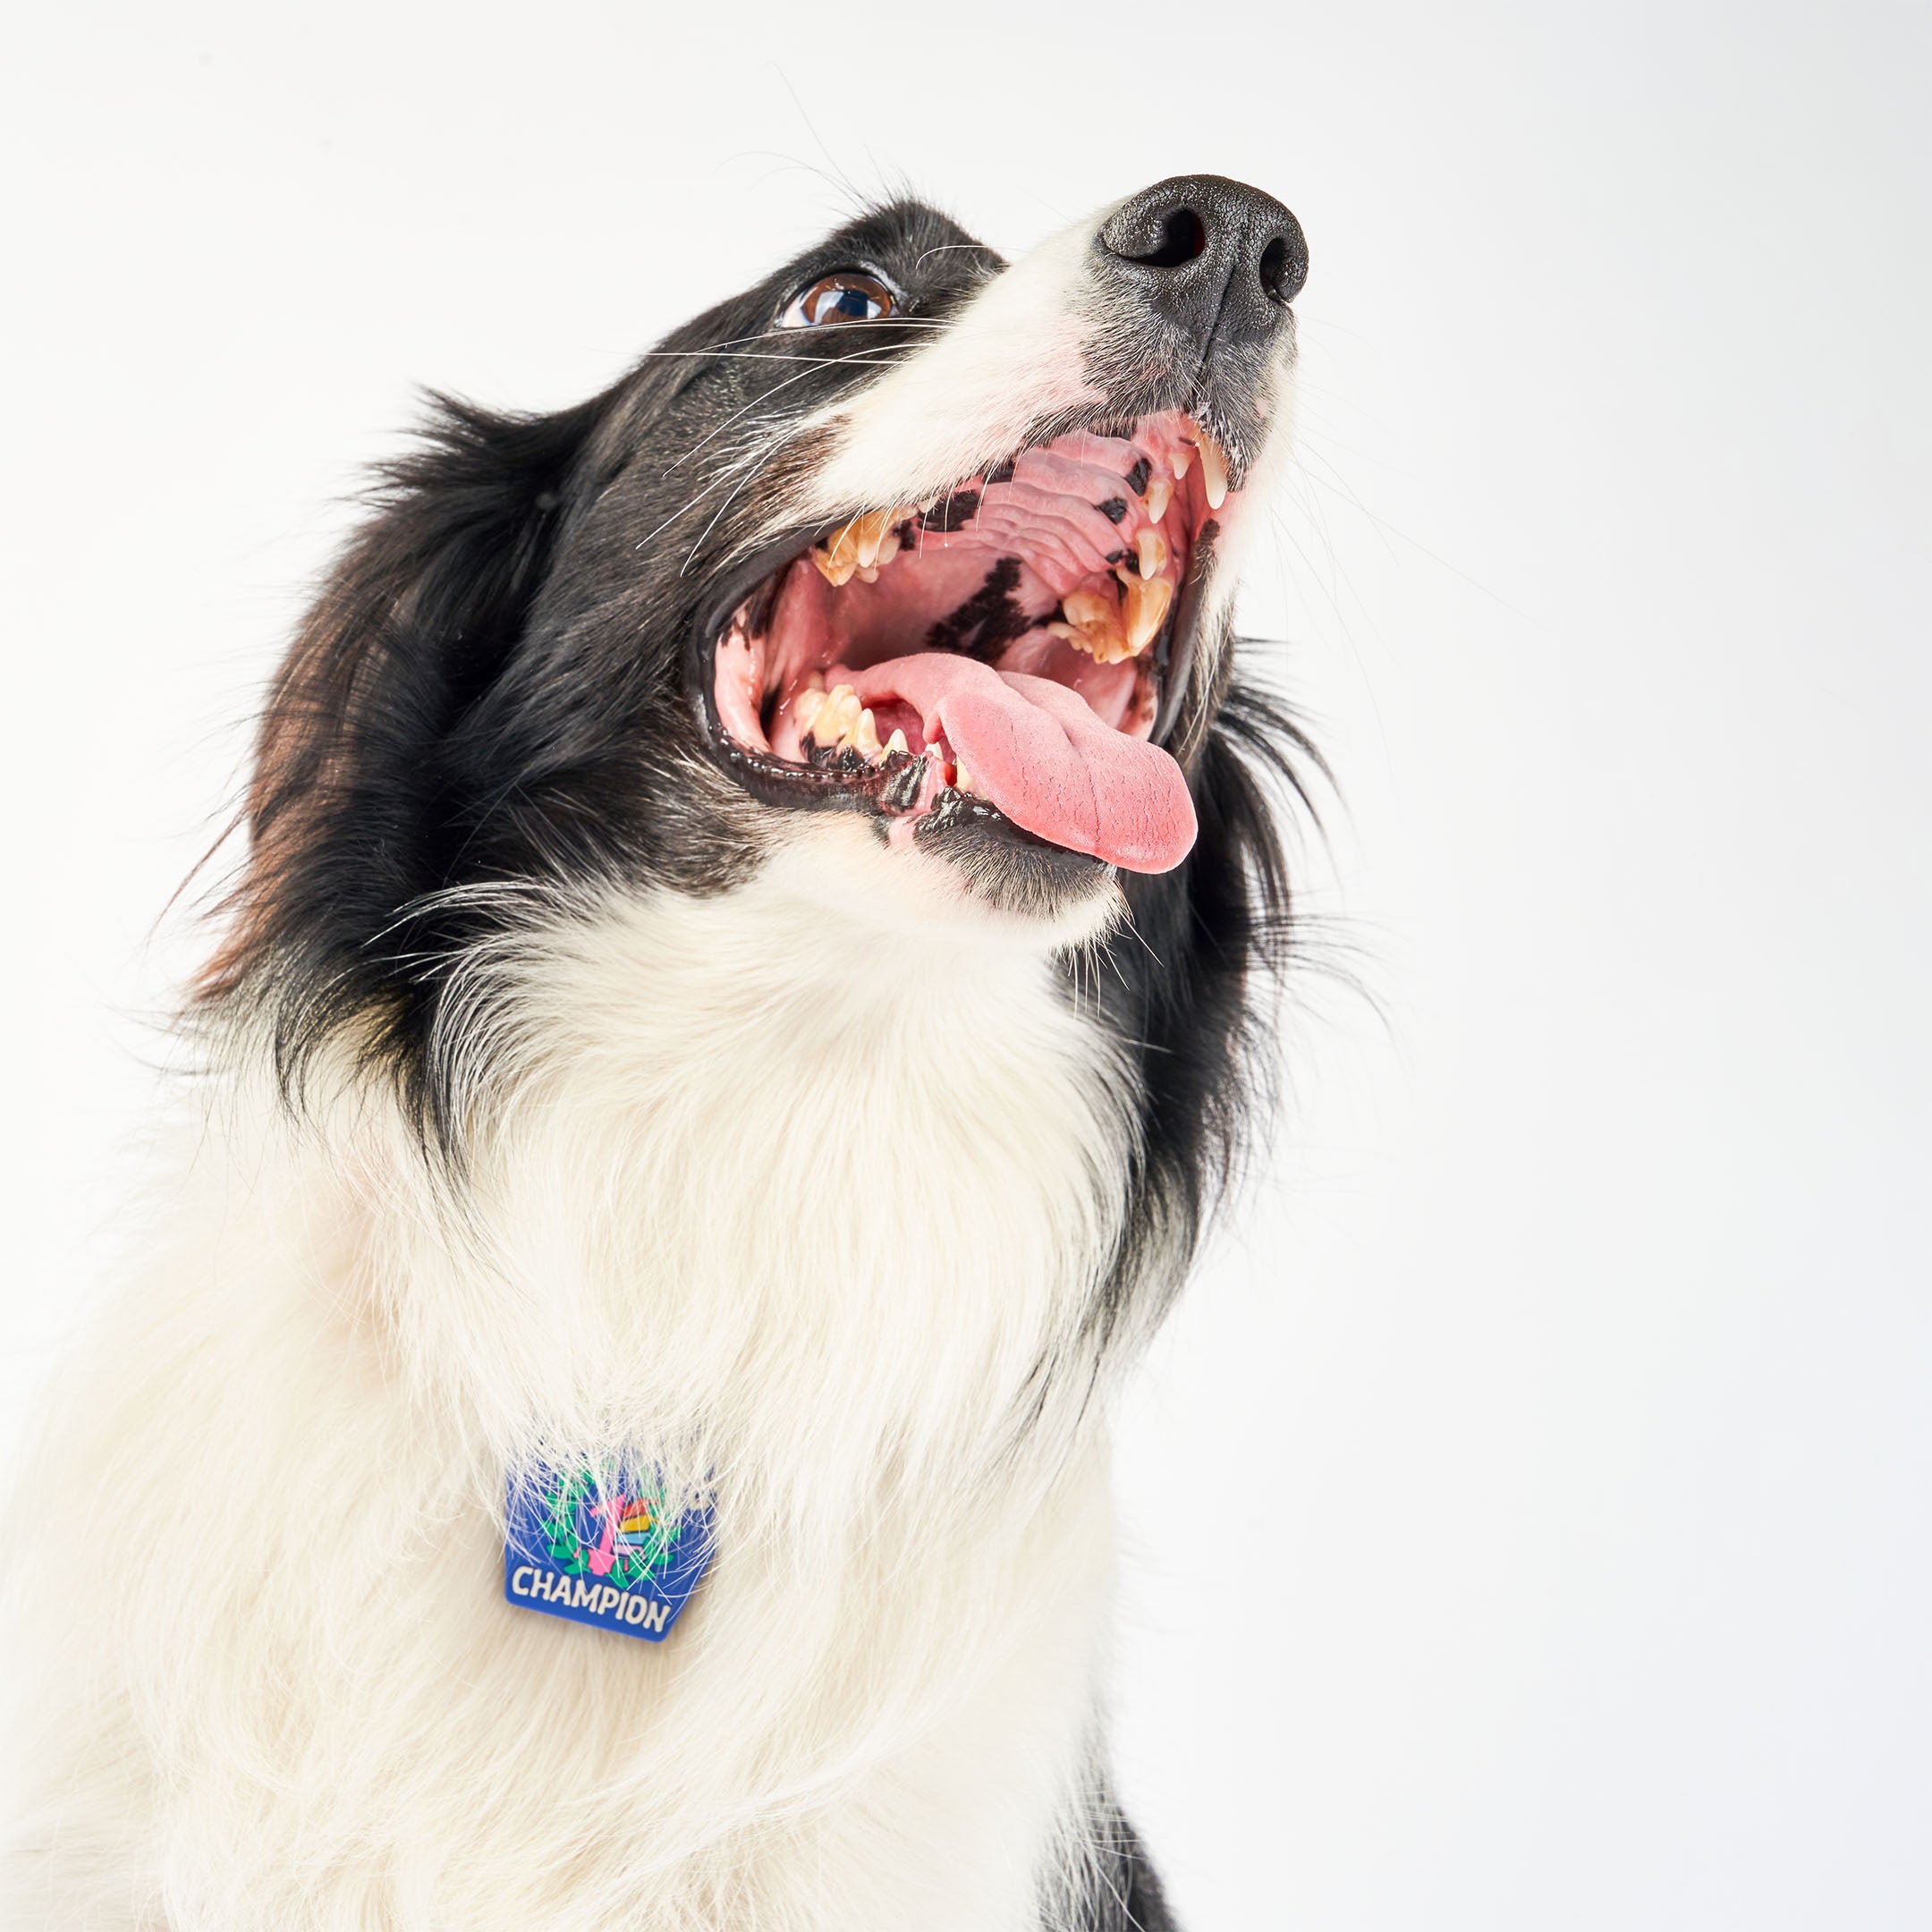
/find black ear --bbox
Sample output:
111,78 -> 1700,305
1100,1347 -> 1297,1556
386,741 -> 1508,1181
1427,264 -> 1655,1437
201,392 -> 607,1096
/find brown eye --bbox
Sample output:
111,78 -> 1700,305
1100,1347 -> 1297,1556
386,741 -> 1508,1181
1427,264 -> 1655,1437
781,271 -> 896,329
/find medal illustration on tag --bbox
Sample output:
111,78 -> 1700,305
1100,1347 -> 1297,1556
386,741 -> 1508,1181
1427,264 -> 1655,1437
504,1463 -> 713,1641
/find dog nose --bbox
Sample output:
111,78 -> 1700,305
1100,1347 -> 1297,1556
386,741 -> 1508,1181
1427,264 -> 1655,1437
1097,174 -> 1307,354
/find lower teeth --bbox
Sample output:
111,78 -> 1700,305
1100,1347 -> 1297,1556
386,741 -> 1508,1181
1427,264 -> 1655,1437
797,682 -> 887,765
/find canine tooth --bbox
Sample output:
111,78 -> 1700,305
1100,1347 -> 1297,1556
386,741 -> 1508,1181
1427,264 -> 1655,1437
885,727 -> 909,758
1195,431 -> 1229,510
1143,471 -> 1173,525
1123,574 -> 1173,654
1134,528 -> 1169,579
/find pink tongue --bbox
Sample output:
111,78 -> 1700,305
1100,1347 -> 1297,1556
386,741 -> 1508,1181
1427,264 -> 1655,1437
842,652 -> 1197,874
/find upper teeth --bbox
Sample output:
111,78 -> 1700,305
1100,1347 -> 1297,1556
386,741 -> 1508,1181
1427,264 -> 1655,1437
788,418 -> 1224,727
1123,573 -> 1173,652
812,505 -> 917,588
1192,430 -> 1229,511
1054,589 -> 1127,663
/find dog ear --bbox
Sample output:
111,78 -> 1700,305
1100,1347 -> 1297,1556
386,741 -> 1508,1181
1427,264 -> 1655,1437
199,392 -> 608,1083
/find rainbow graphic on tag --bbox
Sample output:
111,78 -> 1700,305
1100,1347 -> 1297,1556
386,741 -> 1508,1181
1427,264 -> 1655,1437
504,1464 -> 713,1641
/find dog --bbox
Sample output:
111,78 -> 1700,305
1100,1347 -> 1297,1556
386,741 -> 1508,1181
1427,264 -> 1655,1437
1,174 -> 1314,1930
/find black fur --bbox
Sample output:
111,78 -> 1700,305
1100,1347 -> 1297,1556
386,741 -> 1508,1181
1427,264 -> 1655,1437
1073,1807 -> 1181,1932
199,195 -> 1318,1926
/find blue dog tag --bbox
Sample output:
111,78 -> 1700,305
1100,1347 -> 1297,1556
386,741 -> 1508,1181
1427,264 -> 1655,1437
504,1463 -> 713,1641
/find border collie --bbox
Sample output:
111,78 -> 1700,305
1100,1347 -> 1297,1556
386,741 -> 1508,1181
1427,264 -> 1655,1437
1,174 -> 1314,1931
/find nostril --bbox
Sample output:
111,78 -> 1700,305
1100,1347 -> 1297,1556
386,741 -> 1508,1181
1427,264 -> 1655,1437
1102,176 -> 1306,349
1121,207 -> 1207,270
1258,230 -> 1309,306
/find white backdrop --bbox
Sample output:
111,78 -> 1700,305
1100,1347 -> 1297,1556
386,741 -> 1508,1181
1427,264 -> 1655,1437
3,3 -> 1928,1925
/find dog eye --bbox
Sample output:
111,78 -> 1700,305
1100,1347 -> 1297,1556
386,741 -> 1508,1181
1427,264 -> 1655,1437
781,272 -> 896,329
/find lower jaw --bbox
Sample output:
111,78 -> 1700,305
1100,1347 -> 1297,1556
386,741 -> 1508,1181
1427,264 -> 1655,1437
714,723 -> 1112,881
690,537 -> 1211,868
765,793 -> 1126,945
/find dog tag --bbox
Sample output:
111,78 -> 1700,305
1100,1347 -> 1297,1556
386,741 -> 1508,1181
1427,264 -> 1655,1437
504,1463 -> 713,1641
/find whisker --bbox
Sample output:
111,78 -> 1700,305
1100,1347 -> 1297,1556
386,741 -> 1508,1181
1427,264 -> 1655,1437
658,346 -> 912,477
910,242 -> 1002,270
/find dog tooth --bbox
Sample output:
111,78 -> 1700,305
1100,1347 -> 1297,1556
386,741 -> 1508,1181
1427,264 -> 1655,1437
852,707 -> 883,761
852,505 -> 905,569
1123,574 -> 1174,654
884,727 -> 909,758
812,683 -> 861,750
1143,471 -> 1174,525
1061,589 -> 1117,631
793,688 -> 827,737
1060,589 -> 1131,665
1135,528 -> 1169,579
811,543 -> 858,589
1195,431 -> 1229,510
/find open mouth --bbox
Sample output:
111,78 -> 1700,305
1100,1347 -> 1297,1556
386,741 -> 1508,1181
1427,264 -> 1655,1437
696,410 -> 1233,875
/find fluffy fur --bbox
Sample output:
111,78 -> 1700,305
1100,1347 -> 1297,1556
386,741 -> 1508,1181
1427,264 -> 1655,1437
1,179 -> 1316,1930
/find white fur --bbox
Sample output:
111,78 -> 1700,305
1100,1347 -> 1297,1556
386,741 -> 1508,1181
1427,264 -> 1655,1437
789,216 -> 1108,529
0,820 -> 1153,1931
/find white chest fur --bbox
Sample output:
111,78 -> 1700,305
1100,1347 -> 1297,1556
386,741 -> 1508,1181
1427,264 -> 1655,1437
2,823 -> 1146,1932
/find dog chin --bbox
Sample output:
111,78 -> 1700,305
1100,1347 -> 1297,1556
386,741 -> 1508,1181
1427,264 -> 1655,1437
766,810 -> 1129,952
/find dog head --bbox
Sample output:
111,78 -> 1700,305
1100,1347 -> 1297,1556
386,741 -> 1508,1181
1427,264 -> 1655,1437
205,176 -> 1312,1144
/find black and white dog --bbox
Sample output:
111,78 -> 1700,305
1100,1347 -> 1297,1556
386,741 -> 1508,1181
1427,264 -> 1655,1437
1,175 -> 1314,1930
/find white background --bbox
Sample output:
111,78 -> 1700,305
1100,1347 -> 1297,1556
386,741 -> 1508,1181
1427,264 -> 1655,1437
3,3 -> 1928,1926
